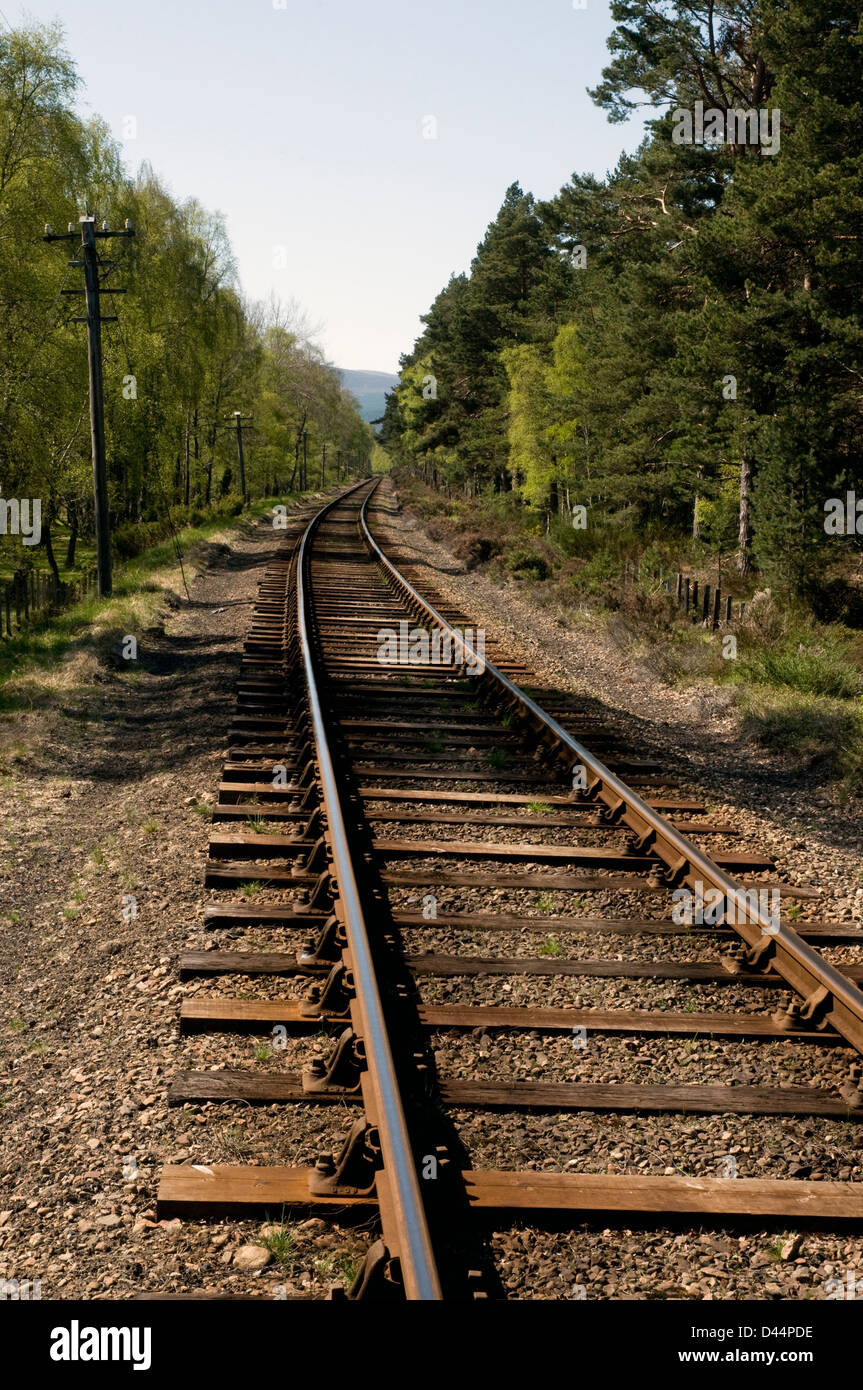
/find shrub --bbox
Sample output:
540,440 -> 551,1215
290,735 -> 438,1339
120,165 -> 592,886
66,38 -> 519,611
806,577 -> 863,630
452,530 -> 502,570
505,548 -> 550,580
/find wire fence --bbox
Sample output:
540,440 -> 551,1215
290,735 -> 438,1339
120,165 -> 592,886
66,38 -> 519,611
667,572 -> 746,629
0,565 -> 99,640
621,561 -> 747,630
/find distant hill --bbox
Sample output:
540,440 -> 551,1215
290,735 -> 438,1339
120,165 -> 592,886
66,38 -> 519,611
338,369 -> 400,424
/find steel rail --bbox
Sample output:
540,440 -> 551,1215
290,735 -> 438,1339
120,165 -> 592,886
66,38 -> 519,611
296,483 -> 442,1301
359,483 -> 863,1057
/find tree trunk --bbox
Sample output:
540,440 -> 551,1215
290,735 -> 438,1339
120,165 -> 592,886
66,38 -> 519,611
183,420 -> 191,508
43,515 -> 62,595
737,455 -> 753,574
192,407 -> 199,501
288,439 -> 300,492
65,503 -> 78,569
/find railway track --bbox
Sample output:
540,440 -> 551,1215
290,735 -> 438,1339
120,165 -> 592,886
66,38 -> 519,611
154,477 -> 863,1301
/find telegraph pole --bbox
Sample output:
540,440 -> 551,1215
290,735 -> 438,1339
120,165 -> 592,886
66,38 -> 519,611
227,411 -> 253,502
81,219 -> 110,596
44,212 -> 134,597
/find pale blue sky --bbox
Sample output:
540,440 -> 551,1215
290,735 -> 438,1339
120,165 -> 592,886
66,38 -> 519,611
8,0 -> 647,372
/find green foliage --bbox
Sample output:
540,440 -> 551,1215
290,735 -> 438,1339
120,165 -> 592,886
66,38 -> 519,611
506,548 -> 550,580
385,1 -> 863,606
735,644 -> 863,700
0,21 -> 372,588
740,691 -> 863,787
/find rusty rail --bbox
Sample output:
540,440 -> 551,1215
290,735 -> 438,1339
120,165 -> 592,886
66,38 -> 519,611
296,484 -> 442,1300
359,483 -> 863,1057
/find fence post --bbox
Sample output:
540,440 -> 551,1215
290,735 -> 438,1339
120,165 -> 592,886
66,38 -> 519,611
684,578 -> 691,614
725,596 -> 732,624
702,584 -> 710,623
675,572 -> 682,603
691,581 -> 699,616
712,588 -> 721,631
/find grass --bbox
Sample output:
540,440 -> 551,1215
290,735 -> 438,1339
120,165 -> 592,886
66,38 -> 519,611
245,816 -> 269,834
7,1017 -> 28,1033
733,639 -> 863,700
240,880 -> 263,897
486,747 -> 510,770
622,591 -> 863,788
261,1219 -> 296,1267
538,936 -> 562,957
0,494 -> 296,714
315,1250 -> 364,1284
527,801 -> 553,814
219,1124 -> 254,1159
142,818 -> 158,835
768,1234 -> 794,1263
252,1042 -> 271,1062
534,893 -> 555,912
424,738 -> 444,755
739,690 -> 863,785
0,517 -> 96,586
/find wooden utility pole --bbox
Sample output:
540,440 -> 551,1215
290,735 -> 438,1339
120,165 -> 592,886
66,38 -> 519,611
228,411 -> 253,502
44,213 -> 134,597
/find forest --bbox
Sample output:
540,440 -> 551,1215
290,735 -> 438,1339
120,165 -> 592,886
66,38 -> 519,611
381,1 -> 862,611
0,20 -> 372,589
